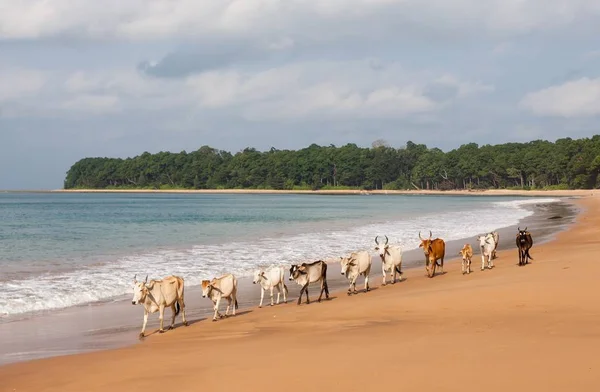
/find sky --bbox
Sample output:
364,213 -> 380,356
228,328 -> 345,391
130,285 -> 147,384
1,1 -> 600,189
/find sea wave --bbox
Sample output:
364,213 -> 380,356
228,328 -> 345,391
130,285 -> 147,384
0,197 -> 558,316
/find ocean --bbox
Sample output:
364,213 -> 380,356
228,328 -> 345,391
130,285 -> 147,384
0,192 -> 561,319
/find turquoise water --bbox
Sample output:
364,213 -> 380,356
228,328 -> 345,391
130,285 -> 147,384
0,193 -> 558,316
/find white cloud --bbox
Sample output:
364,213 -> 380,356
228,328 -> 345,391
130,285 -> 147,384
520,77 -> 600,117
1,1 -> 599,41
60,94 -> 121,114
0,68 -> 46,102
0,59 -> 488,121
183,60 -> 490,120
434,74 -> 495,98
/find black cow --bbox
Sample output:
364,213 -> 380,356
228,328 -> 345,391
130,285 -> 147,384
516,227 -> 534,266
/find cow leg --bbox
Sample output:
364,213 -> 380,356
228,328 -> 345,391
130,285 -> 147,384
364,273 -> 370,292
213,298 -> 221,321
283,283 -> 288,304
275,284 -> 281,305
225,297 -> 231,316
518,249 -> 523,266
259,287 -> 265,308
232,289 -> 237,316
439,257 -> 444,273
169,304 -> 177,329
297,285 -> 305,305
305,284 -> 310,304
180,298 -> 188,326
270,286 -> 274,306
489,254 -> 494,269
381,265 -> 387,286
461,259 -> 466,274
428,260 -> 436,278
467,258 -> 471,274
352,276 -> 358,294
481,254 -> 486,271
318,279 -> 325,302
158,304 -> 165,333
140,309 -> 149,339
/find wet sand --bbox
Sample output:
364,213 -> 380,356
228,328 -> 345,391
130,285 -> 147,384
1,197 -> 597,391
0,199 -> 576,366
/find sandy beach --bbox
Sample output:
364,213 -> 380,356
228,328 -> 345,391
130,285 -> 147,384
0,195 -> 598,391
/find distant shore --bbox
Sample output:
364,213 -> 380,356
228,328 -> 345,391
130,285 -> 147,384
8,188 -> 599,197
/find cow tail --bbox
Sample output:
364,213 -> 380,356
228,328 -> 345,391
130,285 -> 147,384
395,265 -> 402,275
283,283 -> 289,295
235,298 -> 239,310
175,301 -> 181,316
526,249 -> 534,260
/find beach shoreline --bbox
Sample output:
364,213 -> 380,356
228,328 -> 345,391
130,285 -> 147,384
0,197 -> 578,370
4,188 -> 599,197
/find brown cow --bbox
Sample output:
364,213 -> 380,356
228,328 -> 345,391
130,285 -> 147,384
458,244 -> 473,274
419,231 -> 446,278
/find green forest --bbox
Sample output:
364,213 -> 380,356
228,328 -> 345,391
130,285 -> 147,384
64,136 -> 600,191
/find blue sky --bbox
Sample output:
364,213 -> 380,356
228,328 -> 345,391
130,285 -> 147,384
1,0 -> 600,189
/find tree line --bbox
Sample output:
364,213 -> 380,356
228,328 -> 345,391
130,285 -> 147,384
64,136 -> 600,191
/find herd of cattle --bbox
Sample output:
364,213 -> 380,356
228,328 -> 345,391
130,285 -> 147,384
131,227 -> 535,339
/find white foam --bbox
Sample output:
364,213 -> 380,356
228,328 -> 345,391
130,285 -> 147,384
0,197 -> 557,316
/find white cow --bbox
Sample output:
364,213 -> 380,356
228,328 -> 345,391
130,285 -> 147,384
340,250 -> 372,295
491,231 -> 500,259
131,274 -> 188,339
374,235 -> 403,285
252,266 -> 288,307
477,233 -> 496,271
201,273 -> 239,321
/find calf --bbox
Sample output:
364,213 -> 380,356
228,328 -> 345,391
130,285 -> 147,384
289,260 -> 329,305
340,250 -> 372,295
201,273 -> 239,321
477,233 -> 496,270
458,244 -> 473,274
253,266 -> 288,307
374,235 -> 403,285
516,227 -> 534,266
131,274 -> 188,339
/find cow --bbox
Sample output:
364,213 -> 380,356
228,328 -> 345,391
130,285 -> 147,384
477,232 -> 496,270
252,266 -> 288,307
490,231 -> 500,259
131,274 -> 188,339
201,273 -> 239,321
340,250 -> 372,295
458,244 -> 473,274
289,260 -> 329,305
374,235 -> 403,285
419,231 -> 446,278
516,227 -> 534,266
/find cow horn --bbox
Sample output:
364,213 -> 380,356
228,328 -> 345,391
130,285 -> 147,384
133,274 -> 137,283
384,235 -> 389,245
524,226 -> 528,231
429,230 -> 432,239
374,236 -> 379,245
518,226 -> 521,231
144,275 -> 148,284
418,231 -> 424,240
